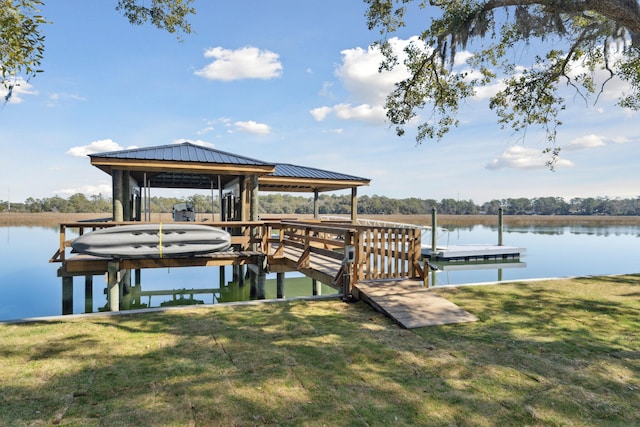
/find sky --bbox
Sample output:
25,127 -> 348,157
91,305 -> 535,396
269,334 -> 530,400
1,0 -> 639,205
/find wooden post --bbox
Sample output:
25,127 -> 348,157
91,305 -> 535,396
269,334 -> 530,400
238,265 -> 245,286
122,170 -> 131,220
121,269 -> 132,310
112,169 -> 124,222
107,262 -> 120,312
219,266 -> 226,288
257,269 -> 266,300
277,272 -> 285,298
62,276 -> 73,315
84,275 -> 93,313
249,270 -> 257,299
350,187 -> 358,223
313,190 -> 319,219
250,175 -> 259,221
312,279 -> 320,296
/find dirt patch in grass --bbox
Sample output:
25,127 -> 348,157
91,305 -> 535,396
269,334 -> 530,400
1,275 -> 639,425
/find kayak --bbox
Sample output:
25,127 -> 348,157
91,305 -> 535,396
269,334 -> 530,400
71,223 -> 231,259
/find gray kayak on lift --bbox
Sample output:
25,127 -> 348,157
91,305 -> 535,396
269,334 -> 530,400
72,224 -> 231,259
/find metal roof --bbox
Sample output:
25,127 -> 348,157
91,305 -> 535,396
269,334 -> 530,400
271,163 -> 368,182
88,141 -> 370,192
90,142 -> 271,166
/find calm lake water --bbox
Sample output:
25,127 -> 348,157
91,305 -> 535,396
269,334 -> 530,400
1,223 -> 638,322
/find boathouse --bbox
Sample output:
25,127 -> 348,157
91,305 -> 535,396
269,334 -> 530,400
51,141 -> 473,329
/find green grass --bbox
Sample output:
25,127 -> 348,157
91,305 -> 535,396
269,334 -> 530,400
1,275 -> 639,426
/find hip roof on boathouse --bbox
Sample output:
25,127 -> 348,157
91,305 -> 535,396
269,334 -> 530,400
88,141 -> 370,221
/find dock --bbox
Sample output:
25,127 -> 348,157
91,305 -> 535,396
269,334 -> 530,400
52,219 -> 481,327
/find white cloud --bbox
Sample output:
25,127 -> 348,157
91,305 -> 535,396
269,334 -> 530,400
194,46 -> 283,81
310,106 -> 332,121
565,45 -> 632,103
333,103 -> 386,122
486,146 -> 574,170
453,50 -> 474,67
318,81 -> 334,98
310,103 -> 386,123
610,136 -> 631,144
233,120 -> 271,135
565,134 -> 606,150
56,182 -> 112,197
66,139 -> 136,157
311,37 -> 418,124
473,81 -> 505,100
336,37 -> 415,106
0,78 -> 38,104
196,126 -> 215,135
46,92 -> 86,107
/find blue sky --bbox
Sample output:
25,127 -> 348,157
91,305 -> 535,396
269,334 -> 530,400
1,1 -> 638,204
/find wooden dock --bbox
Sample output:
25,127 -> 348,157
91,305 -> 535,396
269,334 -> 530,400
52,220 -> 478,327
353,280 -> 478,328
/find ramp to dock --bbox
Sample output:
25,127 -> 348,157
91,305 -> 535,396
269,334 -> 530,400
354,280 -> 478,329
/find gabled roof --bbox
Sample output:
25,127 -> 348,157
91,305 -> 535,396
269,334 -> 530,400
88,141 -> 370,192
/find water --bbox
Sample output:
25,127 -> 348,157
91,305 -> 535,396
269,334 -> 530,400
429,224 -> 639,285
0,223 -> 638,322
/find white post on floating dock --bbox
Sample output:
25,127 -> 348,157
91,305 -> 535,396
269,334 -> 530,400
498,207 -> 504,246
431,207 -> 437,252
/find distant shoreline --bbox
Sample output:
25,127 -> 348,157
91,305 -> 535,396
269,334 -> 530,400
1,212 -> 639,227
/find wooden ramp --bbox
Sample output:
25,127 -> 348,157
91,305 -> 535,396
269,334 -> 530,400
354,279 -> 478,329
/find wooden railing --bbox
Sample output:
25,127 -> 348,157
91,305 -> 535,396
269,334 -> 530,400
355,225 -> 423,282
265,220 -> 425,290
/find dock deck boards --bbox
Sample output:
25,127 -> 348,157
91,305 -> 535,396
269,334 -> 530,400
354,279 -> 478,328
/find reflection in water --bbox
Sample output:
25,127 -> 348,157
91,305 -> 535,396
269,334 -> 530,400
59,265 -> 337,317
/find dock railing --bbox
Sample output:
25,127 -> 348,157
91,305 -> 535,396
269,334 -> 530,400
266,220 -> 425,289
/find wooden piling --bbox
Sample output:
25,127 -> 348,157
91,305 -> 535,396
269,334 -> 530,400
107,262 -> 120,312
62,276 -> 73,315
277,272 -> 285,298
84,275 -> 93,313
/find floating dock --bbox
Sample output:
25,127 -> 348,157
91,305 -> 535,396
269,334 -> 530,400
422,244 -> 526,261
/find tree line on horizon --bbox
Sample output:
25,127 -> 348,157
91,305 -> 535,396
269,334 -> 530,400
2,193 -> 640,216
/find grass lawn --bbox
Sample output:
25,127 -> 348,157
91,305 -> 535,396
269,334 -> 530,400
1,274 -> 639,426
